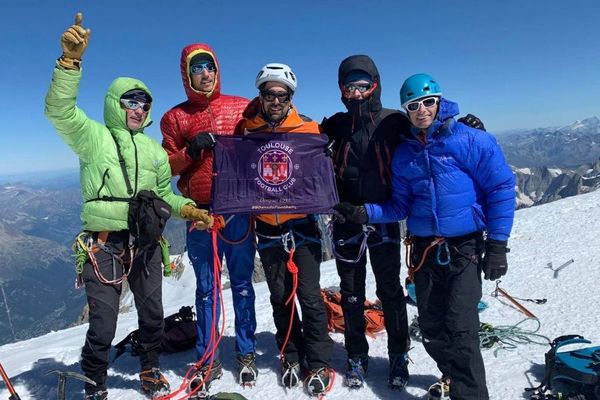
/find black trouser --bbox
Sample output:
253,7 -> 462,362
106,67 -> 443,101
333,221 -> 409,359
80,231 -> 164,393
256,219 -> 333,370
412,232 -> 489,400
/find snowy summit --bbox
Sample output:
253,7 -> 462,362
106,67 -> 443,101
1,190 -> 599,399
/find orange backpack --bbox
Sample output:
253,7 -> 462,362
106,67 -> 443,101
320,289 -> 385,338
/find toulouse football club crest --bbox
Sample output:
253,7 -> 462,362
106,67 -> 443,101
258,150 -> 291,184
251,142 -> 298,193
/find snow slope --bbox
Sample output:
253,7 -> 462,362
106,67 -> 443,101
1,189 -> 599,399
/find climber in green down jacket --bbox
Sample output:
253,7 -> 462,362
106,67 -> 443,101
44,13 -> 213,400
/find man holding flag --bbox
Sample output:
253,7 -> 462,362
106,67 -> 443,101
233,63 -> 334,397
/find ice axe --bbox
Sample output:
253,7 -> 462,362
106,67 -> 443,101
0,362 -> 21,400
46,369 -> 97,400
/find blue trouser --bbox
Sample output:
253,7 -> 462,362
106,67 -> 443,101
186,214 -> 257,361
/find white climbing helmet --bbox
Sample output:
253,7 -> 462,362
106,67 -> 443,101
255,63 -> 297,92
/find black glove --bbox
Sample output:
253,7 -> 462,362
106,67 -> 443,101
325,139 -> 336,158
186,132 -> 216,159
458,113 -> 486,131
482,239 -> 509,281
333,202 -> 368,225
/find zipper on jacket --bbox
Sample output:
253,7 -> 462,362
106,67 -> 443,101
422,147 -> 440,236
207,103 -> 217,133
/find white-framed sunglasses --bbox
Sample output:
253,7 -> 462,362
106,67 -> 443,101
120,99 -> 151,112
405,97 -> 439,112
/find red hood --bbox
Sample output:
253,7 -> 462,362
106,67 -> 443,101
180,43 -> 221,105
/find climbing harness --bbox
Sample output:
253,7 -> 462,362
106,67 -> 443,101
330,223 -> 375,263
328,220 -> 400,264
72,232 -> 135,287
218,215 -> 254,245
403,236 -> 450,283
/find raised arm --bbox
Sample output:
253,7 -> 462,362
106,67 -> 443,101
44,12 -> 103,163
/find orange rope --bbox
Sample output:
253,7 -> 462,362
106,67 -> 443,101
157,222 -> 226,400
279,249 -> 299,359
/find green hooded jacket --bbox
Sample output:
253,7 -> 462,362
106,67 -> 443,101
45,65 -> 192,232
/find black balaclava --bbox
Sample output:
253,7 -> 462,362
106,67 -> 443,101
338,55 -> 382,116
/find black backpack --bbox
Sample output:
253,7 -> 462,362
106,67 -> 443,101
109,134 -> 172,252
113,306 -> 197,361
128,190 -> 171,252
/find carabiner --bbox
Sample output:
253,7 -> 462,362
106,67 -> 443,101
281,232 -> 296,253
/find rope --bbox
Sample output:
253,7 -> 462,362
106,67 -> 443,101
280,247 -> 299,360
157,222 -> 226,400
479,318 -> 550,356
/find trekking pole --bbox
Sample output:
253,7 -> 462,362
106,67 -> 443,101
492,281 -> 538,319
0,362 -> 21,400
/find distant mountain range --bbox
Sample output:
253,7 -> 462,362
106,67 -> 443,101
514,159 -> 600,208
497,116 -> 600,168
1,116 -> 599,346
0,177 -> 186,346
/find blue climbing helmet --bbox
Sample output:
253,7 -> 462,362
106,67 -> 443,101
400,73 -> 442,109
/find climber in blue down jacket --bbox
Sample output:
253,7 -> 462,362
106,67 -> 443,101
334,73 -> 515,400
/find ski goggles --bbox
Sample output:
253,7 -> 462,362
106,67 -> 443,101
405,97 -> 439,112
120,99 -> 151,112
260,90 -> 291,103
343,82 -> 372,94
190,62 -> 217,74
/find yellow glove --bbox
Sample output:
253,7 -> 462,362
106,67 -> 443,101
59,12 -> 91,70
180,204 -> 214,230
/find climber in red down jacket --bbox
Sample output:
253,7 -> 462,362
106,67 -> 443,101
161,44 -> 258,391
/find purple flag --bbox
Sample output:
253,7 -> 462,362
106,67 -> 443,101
211,133 -> 339,215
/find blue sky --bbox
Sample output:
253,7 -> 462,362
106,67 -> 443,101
1,0 -> 599,174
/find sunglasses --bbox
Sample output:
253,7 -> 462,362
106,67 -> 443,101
405,97 -> 439,112
190,62 -> 217,74
260,90 -> 291,103
120,99 -> 151,112
344,82 -> 372,94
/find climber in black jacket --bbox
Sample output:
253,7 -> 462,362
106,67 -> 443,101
321,55 -> 412,390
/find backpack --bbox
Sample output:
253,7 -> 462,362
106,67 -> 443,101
128,190 -> 172,252
320,288 -> 385,338
113,306 -> 197,361
108,134 -> 171,252
528,335 -> 600,399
